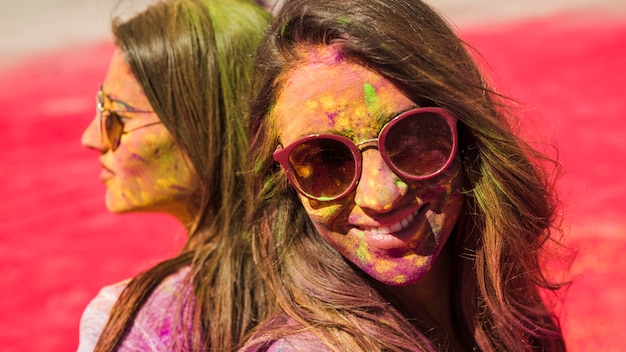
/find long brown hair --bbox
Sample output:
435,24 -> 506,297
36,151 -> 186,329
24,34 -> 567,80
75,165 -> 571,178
94,0 -> 271,350
245,0 -> 568,350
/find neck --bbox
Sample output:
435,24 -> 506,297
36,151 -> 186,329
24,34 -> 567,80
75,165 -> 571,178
156,202 -> 198,235
384,241 -> 463,348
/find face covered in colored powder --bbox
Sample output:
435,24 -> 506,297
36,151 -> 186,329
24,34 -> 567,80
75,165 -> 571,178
81,49 -> 198,222
272,46 -> 464,286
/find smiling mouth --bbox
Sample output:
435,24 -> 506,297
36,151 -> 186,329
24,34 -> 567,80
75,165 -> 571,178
362,207 -> 422,236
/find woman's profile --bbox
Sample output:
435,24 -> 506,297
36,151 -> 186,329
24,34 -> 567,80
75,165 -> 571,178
79,0 -> 270,350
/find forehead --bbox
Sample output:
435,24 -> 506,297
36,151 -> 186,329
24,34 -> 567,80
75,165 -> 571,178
102,49 -> 151,106
273,45 -> 414,143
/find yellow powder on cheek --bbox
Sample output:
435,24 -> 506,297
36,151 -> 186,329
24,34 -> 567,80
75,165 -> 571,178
119,185 -> 148,207
143,133 -> 158,143
304,198 -> 343,222
355,233 -> 370,263
117,133 -> 166,170
142,133 -> 170,156
156,176 -> 182,190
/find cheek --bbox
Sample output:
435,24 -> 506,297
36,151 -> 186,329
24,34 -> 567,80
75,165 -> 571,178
299,196 -> 344,228
427,192 -> 464,240
114,131 -> 188,189
115,139 -> 163,177
299,197 -> 364,260
412,160 -> 465,232
430,165 -> 465,234
416,158 -> 464,200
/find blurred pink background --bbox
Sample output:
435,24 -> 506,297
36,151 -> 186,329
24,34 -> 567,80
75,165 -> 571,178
1,1 -> 624,350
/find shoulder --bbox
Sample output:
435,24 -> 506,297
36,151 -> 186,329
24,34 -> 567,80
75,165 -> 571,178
264,334 -> 331,352
77,279 -> 130,351
240,315 -> 330,352
242,333 -> 330,352
117,266 -> 192,350
77,267 -> 192,351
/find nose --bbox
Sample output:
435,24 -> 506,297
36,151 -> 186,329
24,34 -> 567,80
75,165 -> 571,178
81,115 -> 108,152
353,149 -> 407,212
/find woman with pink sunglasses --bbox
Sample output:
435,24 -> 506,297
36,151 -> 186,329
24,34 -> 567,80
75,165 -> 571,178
79,0 -> 270,350
242,0 -> 569,350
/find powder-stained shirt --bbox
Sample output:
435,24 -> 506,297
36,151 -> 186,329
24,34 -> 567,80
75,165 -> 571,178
77,266 -> 191,351
239,313 -> 331,352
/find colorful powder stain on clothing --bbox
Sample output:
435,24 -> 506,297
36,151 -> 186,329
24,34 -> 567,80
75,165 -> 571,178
78,267 -> 193,351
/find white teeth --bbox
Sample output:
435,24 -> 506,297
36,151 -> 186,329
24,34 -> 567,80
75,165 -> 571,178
365,209 -> 418,235
389,222 -> 402,233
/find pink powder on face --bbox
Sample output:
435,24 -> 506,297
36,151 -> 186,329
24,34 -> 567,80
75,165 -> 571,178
326,111 -> 339,125
333,49 -> 344,63
273,47 -> 464,286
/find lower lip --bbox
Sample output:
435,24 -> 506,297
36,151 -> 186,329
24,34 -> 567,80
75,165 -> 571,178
99,169 -> 114,183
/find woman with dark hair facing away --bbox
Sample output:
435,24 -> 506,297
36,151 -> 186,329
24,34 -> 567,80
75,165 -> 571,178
242,0 -> 569,350
78,0 -> 270,350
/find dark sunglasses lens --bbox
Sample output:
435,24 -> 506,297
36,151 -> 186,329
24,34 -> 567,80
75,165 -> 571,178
288,138 -> 356,200
384,111 -> 454,177
105,112 -> 124,149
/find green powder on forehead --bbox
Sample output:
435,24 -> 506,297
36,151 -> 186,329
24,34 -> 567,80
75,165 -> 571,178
363,83 -> 377,109
363,83 -> 388,126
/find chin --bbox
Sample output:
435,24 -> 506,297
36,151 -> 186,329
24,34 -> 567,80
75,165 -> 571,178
358,253 -> 436,287
105,193 -> 139,214
105,203 -> 135,213
367,269 -> 429,287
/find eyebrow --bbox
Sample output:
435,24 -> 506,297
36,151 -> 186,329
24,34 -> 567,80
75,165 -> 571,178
106,92 -> 152,113
371,104 -> 420,126
313,104 -> 420,141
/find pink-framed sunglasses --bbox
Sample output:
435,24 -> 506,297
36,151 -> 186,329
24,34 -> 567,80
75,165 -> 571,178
273,107 -> 458,201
